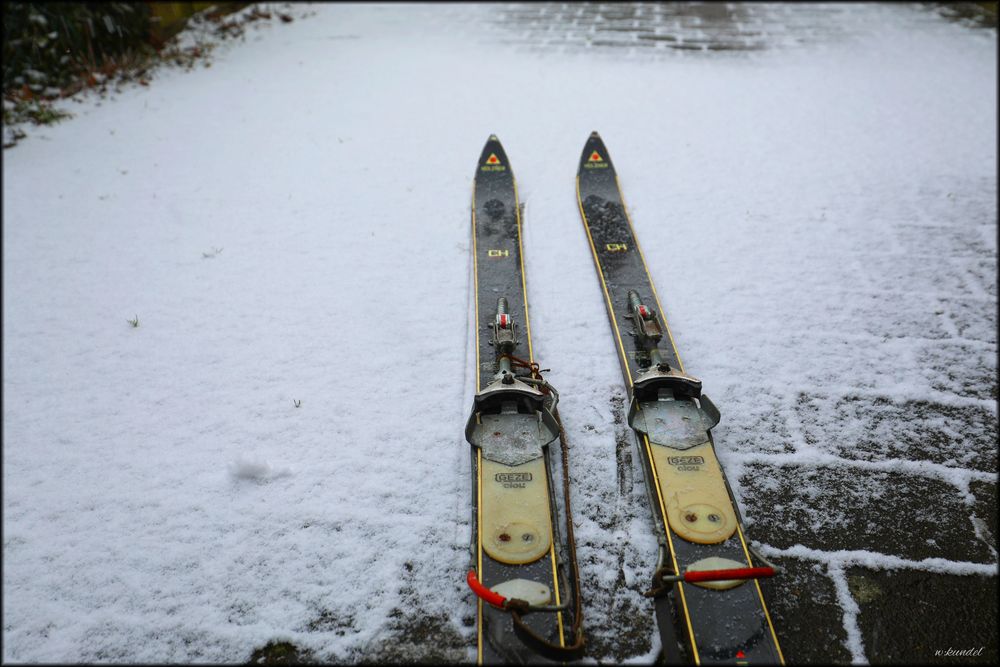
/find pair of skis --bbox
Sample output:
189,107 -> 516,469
464,133 -> 784,665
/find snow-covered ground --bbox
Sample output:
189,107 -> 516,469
3,3 -> 996,663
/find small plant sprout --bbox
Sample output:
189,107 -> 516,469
293,399 -> 302,408
127,315 -> 139,328
202,246 -> 223,258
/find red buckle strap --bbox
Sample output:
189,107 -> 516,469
467,569 -> 506,608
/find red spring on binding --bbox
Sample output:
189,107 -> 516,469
637,305 -> 651,319
683,566 -> 775,583
467,569 -> 507,608
497,313 -> 510,329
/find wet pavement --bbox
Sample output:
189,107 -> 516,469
476,2 -> 996,58
485,2 -> 848,55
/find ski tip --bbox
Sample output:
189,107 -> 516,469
580,131 -> 612,173
477,135 -> 510,176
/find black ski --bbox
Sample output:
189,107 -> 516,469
465,135 -> 584,664
576,132 -> 784,664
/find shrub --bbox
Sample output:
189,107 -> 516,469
2,3 -> 153,98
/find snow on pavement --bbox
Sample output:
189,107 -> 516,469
3,3 -> 996,663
